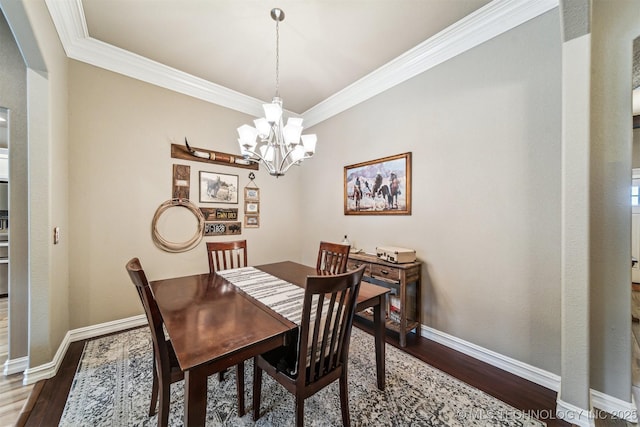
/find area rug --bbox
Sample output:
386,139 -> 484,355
59,327 -> 545,426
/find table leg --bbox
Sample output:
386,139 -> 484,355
373,296 -> 386,390
185,369 -> 208,427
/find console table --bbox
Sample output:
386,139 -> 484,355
347,252 -> 421,347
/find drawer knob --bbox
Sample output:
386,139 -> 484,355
381,269 -> 389,275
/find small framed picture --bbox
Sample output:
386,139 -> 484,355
245,201 -> 259,214
199,171 -> 239,204
244,187 -> 260,202
244,215 -> 260,228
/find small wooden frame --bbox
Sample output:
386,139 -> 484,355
245,201 -> 259,214
203,221 -> 242,236
244,215 -> 260,228
171,143 -> 258,170
244,187 -> 260,202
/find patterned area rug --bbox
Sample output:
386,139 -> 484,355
59,327 -> 545,426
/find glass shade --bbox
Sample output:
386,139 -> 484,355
283,118 -> 304,145
254,118 -> 271,138
263,102 -> 283,123
259,145 -> 275,162
301,134 -> 317,154
290,144 -> 305,162
237,125 -> 258,145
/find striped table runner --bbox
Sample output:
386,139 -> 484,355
217,266 -> 307,325
219,266 -> 340,374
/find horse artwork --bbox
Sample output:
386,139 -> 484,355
199,171 -> 239,204
344,153 -> 412,215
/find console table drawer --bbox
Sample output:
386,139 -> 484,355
347,259 -> 369,275
369,263 -> 401,282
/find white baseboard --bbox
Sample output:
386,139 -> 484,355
419,323 -> 638,423
555,399 -> 595,427
3,356 -> 29,376
22,314 -> 147,385
419,324 -> 561,391
590,389 -> 638,423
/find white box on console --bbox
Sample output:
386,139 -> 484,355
375,246 -> 416,264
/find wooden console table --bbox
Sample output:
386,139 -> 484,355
347,252 -> 421,347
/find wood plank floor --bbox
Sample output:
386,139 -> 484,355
7,316 -> 637,426
0,297 -> 33,427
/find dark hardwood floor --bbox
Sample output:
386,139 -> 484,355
19,320 -> 570,426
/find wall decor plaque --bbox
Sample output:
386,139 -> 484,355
200,207 -> 239,221
203,221 -> 242,236
171,140 -> 258,170
172,164 -> 190,200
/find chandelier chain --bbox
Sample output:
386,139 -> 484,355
275,18 -> 280,98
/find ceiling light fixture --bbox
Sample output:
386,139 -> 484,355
236,8 -> 317,177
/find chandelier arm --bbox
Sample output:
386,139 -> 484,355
277,147 -> 297,172
279,153 -> 314,175
243,149 -> 277,175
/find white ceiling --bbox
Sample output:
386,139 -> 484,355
45,0 -> 558,126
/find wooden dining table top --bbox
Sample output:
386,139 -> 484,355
255,261 -> 389,312
151,270 -> 297,372
151,260 -> 390,373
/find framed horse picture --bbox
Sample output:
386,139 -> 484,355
344,152 -> 412,215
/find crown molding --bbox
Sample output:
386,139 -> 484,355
45,0 -> 264,118
45,0 -> 558,126
303,0 -> 559,127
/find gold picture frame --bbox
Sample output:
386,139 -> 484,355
344,152 -> 412,215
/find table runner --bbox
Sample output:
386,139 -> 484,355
217,266 -> 307,325
218,266 -> 339,374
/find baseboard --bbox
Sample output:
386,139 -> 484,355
419,324 -> 638,422
22,331 -> 71,385
590,389 -> 638,423
419,324 -> 561,391
22,314 -> 147,385
555,399 -> 595,427
3,356 -> 29,376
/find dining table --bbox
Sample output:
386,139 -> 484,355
150,260 -> 390,427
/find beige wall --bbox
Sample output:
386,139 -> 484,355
21,0 -> 70,366
588,0 -> 639,402
301,11 -> 562,373
0,8 -> 28,361
67,61 -> 303,328
633,128 -> 640,168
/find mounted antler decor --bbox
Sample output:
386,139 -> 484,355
171,138 -> 259,170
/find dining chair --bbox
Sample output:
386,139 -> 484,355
206,240 -> 248,386
126,258 -> 245,426
316,241 -> 350,275
252,265 -> 366,427
207,240 -> 248,272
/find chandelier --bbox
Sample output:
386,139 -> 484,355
236,8 -> 317,177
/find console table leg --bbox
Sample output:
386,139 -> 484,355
374,296 -> 386,390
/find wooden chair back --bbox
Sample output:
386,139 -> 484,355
126,258 -> 171,377
315,241 -> 350,275
297,265 -> 365,388
207,240 -> 248,273
252,265 -> 366,426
